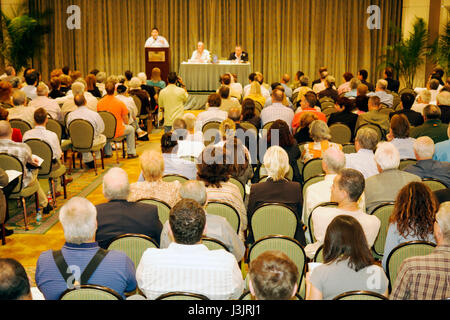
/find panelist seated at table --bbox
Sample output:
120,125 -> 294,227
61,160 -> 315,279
228,45 -> 249,63
189,42 -> 211,63
144,27 -> 169,48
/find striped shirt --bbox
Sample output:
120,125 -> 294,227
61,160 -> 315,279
261,103 -> 294,131
0,139 -> 35,186
136,243 -> 244,300
390,245 -> 450,300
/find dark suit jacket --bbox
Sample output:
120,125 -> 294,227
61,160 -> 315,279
386,77 -> 400,93
438,105 -> 450,124
95,200 -> 163,249
390,109 -> 424,127
318,88 -> 339,101
247,179 -> 305,246
361,80 -> 375,92
328,111 -> 358,139
434,188 -> 450,204
228,51 -> 249,62
404,159 -> 450,188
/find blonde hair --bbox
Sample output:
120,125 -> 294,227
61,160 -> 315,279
219,118 -> 236,140
182,113 -> 197,131
263,146 -> 289,181
151,68 -> 162,82
140,150 -> 164,181
436,202 -> 450,243
249,81 -> 262,96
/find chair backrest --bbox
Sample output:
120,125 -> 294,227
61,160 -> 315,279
308,202 -> 338,242
46,119 -> 63,142
251,203 -> 298,241
398,158 -> 417,171
138,198 -> 171,225
68,119 -> 95,151
229,177 -> 246,199
247,235 -> 307,291
342,143 -> 356,154
132,95 -> 142,116
262,121 -> 274,131
370,202 -> 395,258
333,290 -> 388,300
322,107 -> 338,118
155,291 -> 209,300
59,285 -> 123,300
106,233 -> 158,269
0,153 -> 24,194
162,174 -> 189,183
320,101 -> 335,111
329,123 -> 352,145
422,178 -> 448,191
24,139 -> 53,176
239,122 -> 258,135
239,291 -> 302,300
398,88 -> 417,97
202,121 -> 221,146
254,100 -> 263,116
302,158 -> 324,182
355,123 -> 384,141
206,202 -> 240,233
313,244 -> 324,263
201,237 -> 230,252
9,119 -> 32,136
386,241 -> 436,290
98,111 -> 117,140
302,174 -> 325,200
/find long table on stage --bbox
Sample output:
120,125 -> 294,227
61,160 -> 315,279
179,61 -> 251,91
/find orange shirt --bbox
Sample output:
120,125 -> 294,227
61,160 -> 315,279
97,95 -> 128,137
292,108 -> 327,131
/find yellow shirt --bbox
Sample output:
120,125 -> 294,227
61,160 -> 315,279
158,84 -> 189,126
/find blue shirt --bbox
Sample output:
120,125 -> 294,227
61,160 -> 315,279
35,242 -> 136,300
433,139 -> 450,162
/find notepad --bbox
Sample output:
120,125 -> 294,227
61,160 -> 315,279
0,170 -> 22,189
32,155 -> 44,166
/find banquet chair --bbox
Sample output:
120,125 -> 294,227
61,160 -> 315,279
106,233 -> 159,269
254,101 -> 263,116
59,285 -> 123,300
302,158 -> 323,182
47,118 -> 72,163
138,198 -> 171,225
162,174 -> 189,183
308,202 -> 338,243
421,178 -> 448,192
155,292 -> 209,300
333,290 -> 388,300
239,122 -> 258,135
355,123 -> 384,141
206,202 -> 240,234
9,119 -> 32,136
386,241 -> 436,291
201,237 -> 230,252
98,111 -> 126,164
342,143 -> 356,154
329,123 -> 352,145
320,101 -> 335,111
262,121 -> 274,131
229,177 -> 246,200
370,202 -> 395,260
313,245 -> 324,263
250,203 -> 298,241
398,88 -> 417,97
302,175 -> 325,200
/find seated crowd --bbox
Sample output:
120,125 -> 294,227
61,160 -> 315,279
0,64 -> 449,301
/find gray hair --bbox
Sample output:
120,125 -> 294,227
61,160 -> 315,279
59,197 -> 97,244
137,72 -> 147,84
129,77 -> 142,89
71,81 -> 85,95
182,113 -> 197,131
12,90 -> 26,106
96,72 -> 107,83
356,127 -> 379,150
323,148 -> 346,173
179,181 -> 207,207
350,78 -> 360,90
413,136 -> 435,159
436,91 -> 450,106
36,83 -> 49,96
102,167 -> 130,201
418,90 -> 431,104
436,202 -> 450,243
376,79 -> 388,90
309,120 -> 331,142
374,142 -> 400,170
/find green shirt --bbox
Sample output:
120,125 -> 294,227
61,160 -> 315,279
410,120 -> 449,144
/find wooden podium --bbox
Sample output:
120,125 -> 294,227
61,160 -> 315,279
145,47 -> 170,83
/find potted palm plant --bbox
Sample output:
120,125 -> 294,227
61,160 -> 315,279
0,4 -> 51,73
430,12 -> 450,77
378,17 -> 430,88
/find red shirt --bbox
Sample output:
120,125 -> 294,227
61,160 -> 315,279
292,108 -> 327,131
12,128 -> 22,142
97,95 -> 128,138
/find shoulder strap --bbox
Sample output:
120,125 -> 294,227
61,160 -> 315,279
80,248 -> 108,285
52,250 -> 71,283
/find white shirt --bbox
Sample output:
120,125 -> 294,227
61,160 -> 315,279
67,106 -> 105,138
21,85 -> 38,100
345,149 -> 379,179
115,94 -> 138,124
177,140 -> 205,159
159,215 -> 246,262
23,126 -> 62,160
411,102 -> 429,115
28,96 -> 63,122
8,105 -> 36,127
189,49 -> 211,63
61,93 -> 98,117
144,35 -> 169,48
243,84 -> 271,100
302,174 -> 366,225
305,207 -> 381,258
195,107 -> 228,132
414,88 -> 438,105
312,82 -> 326,93
367,91 -> 394,108
260,103 -> 295,131
136,243 -> 244,300
162,152 -> 198,180
390,137 -> 416,160
230,83 -> 243,98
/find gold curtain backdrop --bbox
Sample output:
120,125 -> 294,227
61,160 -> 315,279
30,0 -> 402,86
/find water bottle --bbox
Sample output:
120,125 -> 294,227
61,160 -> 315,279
36,208 -> 42,224
47,191 -> 52,205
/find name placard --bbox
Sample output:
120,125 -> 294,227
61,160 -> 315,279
148,51 -> 166,62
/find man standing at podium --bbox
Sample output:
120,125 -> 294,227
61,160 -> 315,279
145,27 -> 169,48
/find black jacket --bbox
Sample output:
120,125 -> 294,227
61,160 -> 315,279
390,109 -> 424,127
228,51 -> 249,62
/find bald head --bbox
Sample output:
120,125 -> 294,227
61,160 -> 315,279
281,74 -> 290,84
102,167 -> 130,200
74,94 -> 87,107
36,83 -> 49,97
322,148 -> 346,174
414,136 -> 435,160
228,108 -> 241,122
0,120 -> 12,139
272,89 -> 284,103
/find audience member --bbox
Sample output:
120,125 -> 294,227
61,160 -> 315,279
29,84 -> 63,122
306,215 -> 388,300
383,67 -> 400,93
343,78 -> 360,99
0,107 -> 22,142
136,199 -> 244,299
218,86 -> 241,113
86,74 -> 102,98
301,120 -> 342,163
357,69 -> 375,92
60,81 -> 98,116
387,114 -> 416,159
411,89 -> 431,115
95,167 -> 162,249
147,67 -> 166,90
410,105 -> 449,143
312,67 -> 328,93
436,91 -> 450,124
160,132 -> 197,180
245,81 -> 266,107
390,202 -> 450,300
223,137 -> 254,186
355,95 -> 390,137
389,92 -> 424,127
21,70 -> 38,100
48,77 -> 66,99
8,90 -> 35,126
241,98 -> 261,129
0,258 -> 32,300
0,81 -> 13,109
337,72 -> 354,96
365,142 -> 421,213
196,93 -> 227,132
292,91 -> 326,131
128,77 -> 153,131
35,197 -> 137,300
327,97 -> 358,136
292,76 -> 311,106
367,79 -> 393,108
344,127 -> 379,179
293,112 -> 317,144
318,76 -> 339,101
433,126 -> 450,162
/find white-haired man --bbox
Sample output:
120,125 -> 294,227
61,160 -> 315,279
35,197 -> 137,300
61,82 -> 98,116
303,148 -> 366,225
28,84 -> 62,121
367,79 -> 393,108
160,180 -> 245,262
414,78 -> 440,105
345,127 -> 380,179
189,42 -> 211,63
95,168 -> 162,249
403,136 -> 450,187
391,202 -> 450,300
365,142 -> 421,213
411,89 -> 432,115
304,168 -> 381,259
7,90 -> 36,126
